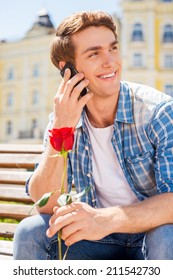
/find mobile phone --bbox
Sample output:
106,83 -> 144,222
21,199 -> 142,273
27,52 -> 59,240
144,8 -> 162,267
60,62 -> 88,97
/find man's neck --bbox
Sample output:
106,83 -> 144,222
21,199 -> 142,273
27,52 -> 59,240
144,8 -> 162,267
85,96 -> 118,128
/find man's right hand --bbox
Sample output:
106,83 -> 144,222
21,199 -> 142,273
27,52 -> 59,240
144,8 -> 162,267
53,68 -> 93,128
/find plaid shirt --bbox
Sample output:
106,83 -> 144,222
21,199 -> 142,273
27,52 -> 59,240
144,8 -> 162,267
33,81 -> 173,208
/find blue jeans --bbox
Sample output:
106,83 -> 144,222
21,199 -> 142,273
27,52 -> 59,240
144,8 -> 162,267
13,214 -> 173,260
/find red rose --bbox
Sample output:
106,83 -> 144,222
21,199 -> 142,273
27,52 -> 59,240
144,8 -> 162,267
49,127 -> 75,152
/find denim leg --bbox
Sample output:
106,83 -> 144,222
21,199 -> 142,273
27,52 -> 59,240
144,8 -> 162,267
66,233 -> 144,260
13,214 -> 57,260
143,224 -> 173,260
13,214 -> 144,260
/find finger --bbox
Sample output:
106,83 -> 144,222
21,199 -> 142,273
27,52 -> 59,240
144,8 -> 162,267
57,203 -> 78,216
78,90 -> 93,107
49,202 -> 83,227
70,79 -> 89,102
64,230 -> 84,246
53,206 -> 59,213
46,211 -> 78,238
49,204 -> 76,225
48,206 -> 59,226
61,220 -> 82,241
57,68 -> 71,96
62,73 -> 84,100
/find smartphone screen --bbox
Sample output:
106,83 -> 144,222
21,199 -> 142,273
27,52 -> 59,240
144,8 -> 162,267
60,62 -> 87,97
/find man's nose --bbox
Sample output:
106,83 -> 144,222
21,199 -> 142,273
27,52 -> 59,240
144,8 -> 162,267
102,52 -> 114,68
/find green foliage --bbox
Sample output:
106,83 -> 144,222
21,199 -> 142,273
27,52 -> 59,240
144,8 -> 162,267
29,192 -> 53,214
73,186 -> 91,199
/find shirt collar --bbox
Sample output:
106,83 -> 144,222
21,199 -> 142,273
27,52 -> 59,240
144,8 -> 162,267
115,81 -> 134,124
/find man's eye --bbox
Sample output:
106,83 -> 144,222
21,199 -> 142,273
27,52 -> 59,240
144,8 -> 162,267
88,52 -> 98,58
111,45 -> 118,50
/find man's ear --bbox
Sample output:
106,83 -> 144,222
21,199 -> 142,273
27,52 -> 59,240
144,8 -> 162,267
59,61 -> 66,70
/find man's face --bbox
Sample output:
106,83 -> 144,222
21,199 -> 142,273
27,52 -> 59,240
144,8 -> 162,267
71,26 -> 122,98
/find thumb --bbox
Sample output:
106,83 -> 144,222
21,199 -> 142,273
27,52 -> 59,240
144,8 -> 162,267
53,206 -> 59,213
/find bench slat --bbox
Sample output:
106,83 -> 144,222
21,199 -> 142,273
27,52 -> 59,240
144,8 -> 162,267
0,184 -> 32,203
0,144 -> 43,154
0,240 -> 13,257
0,170 -> 33,184
0,153 -> 42,168
0,222 -> 18,238
0,203 -> 37,220
0,254 -> 13,259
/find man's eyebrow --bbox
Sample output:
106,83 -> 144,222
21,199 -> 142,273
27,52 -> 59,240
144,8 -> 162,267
81,40 -> 118,55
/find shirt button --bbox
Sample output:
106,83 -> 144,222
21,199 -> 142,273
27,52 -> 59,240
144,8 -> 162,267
85,146 -> 89,150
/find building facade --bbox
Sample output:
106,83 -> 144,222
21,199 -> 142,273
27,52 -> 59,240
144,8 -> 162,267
121,0 -> 173,95
0,10 -> 60,143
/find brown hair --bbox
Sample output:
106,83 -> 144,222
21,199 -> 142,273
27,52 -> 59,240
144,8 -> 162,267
50,11 -> 118,69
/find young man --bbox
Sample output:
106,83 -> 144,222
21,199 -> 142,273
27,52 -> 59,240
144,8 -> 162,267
14,11 -> 173,260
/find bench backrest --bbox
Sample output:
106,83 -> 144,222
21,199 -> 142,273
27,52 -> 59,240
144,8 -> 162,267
0,143 -> 43,238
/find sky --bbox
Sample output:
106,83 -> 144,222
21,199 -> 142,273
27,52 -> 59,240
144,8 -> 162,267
0,0 -> 121,41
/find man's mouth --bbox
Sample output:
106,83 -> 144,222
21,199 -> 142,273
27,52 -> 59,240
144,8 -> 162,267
98,72 -> 116,79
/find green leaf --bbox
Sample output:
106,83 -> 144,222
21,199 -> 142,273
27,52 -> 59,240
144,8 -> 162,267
73,186 -> 91,199
38,192 -> 53,207
29,192 -> 53,214
57,193 -> 72,207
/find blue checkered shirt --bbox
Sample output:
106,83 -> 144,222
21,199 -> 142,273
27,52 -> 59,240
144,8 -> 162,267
31,81 -> 173,208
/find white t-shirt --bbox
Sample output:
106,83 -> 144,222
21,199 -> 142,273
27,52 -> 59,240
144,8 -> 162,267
85,114 -> 139,208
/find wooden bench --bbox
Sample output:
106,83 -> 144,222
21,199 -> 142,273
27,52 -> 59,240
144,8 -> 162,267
0,143 -> 43,259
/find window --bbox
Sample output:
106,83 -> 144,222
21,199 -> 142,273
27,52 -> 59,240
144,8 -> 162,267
31,119 -> 39,138
165,85 -> 173,97
32,64 -> 39,77
6,92 -> 14,107
6,120 -> 13,135
32,119 -> 38,130
133,53 -> 143,67
131,23 -> 144,42
163,24 -> 173,43
32,90 -> 39,105
7,68 -> 14,80
164,55 -> 173,68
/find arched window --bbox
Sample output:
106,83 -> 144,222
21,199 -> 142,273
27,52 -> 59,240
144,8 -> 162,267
131,23 -> 144,41
163,24 -> 173,42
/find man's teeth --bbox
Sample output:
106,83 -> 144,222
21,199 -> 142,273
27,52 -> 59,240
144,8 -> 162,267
99,72 -> 115,78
